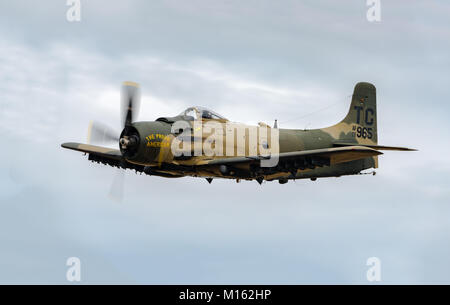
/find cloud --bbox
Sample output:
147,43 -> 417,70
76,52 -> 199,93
0,0 -> 449,284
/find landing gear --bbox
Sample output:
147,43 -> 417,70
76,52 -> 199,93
310,177 -> 317,181
206,178 -> 213,184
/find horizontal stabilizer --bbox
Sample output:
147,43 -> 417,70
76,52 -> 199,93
334,142 -> 417,151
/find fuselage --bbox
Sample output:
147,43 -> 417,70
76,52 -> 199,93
122,120 -> 376,181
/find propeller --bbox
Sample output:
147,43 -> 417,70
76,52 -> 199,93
119,82 -> 141,154
88,81 -> 142,202
120,81 -> 141,128
87,121 -> 119,145
108,169 -> 125,203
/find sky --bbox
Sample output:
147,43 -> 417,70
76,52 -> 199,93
0,0 -> 449,284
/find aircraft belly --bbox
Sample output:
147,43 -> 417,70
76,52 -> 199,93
262,157 -> 376,181
294,157 -> 376,179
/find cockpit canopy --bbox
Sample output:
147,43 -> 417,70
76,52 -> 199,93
156,106 -> 228,124
179,106 -> 228,121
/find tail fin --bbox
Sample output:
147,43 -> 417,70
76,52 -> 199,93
327,82 -> 378,145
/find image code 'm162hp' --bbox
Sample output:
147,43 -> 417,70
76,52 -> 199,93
223,289 -> 271,301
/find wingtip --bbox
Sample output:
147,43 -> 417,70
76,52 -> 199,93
61,142 -> 83,150
392,147 -> 418,152
61,142 -> 72,149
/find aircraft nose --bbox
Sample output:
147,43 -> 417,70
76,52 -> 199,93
124,121 -> 173,163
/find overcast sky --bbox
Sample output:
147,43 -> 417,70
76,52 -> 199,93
0,0 -> 449,284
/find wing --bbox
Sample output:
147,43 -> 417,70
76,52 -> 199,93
197,146 -> 383,167
62,142 -> 123,159
61,142 -> 144,171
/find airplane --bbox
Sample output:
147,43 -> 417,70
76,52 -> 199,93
61,81 -> 416,185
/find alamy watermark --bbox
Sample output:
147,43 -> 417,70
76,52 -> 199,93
366,0 -> 381,22
66,0 -> 81,22
366,257 -> 381,282
166,121 -> 280,167
66,257 -> 81,282
63,256 -> 382,282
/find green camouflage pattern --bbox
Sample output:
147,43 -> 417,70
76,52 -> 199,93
62,82 -> 415,184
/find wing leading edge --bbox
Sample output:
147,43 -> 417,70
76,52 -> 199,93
61,142 -> 123,159
61,142 -> 145,172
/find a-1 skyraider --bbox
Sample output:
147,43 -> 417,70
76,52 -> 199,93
62,81 -> 415,185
